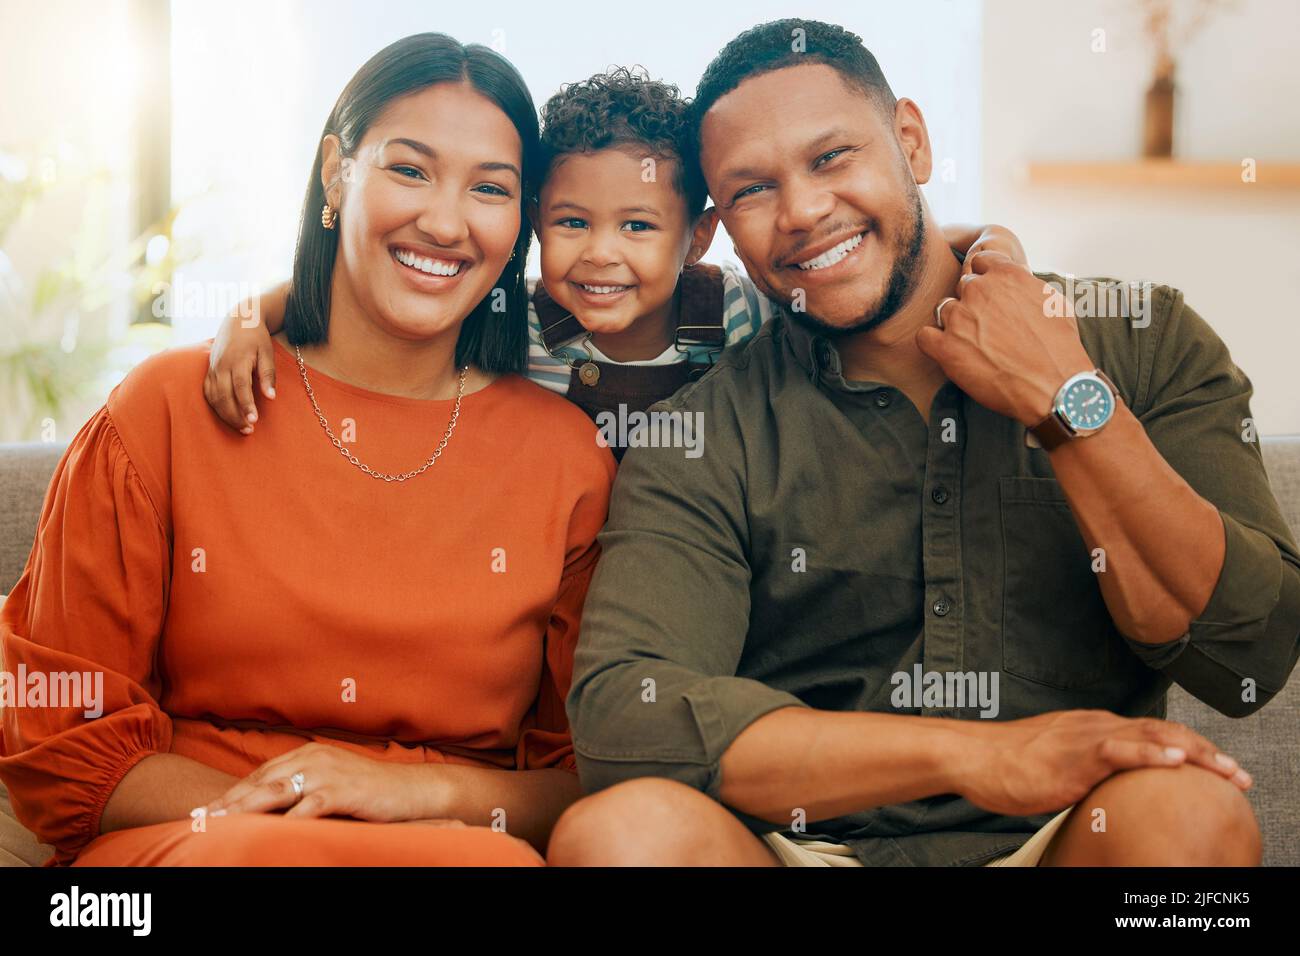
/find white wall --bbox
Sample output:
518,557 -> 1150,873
982,0 -> 1300,435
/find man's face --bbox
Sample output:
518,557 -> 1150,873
699,63 -> 927,335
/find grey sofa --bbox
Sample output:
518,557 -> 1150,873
2,438 -> 1298,866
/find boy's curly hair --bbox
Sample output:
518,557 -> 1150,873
538,66 -> 708,217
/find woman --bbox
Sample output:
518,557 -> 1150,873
0,33 -> 613,865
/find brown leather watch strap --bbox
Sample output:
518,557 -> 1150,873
1028,411 -> 1074,450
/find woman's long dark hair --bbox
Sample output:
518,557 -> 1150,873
284,33 -> 538,374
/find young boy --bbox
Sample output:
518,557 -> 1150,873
204,67 -> 1025,460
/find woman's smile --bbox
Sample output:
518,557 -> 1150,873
389,243 -> 474,292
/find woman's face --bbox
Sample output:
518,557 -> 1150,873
323,81 -> 523,342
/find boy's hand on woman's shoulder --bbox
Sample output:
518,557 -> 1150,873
204,302 -> 277,434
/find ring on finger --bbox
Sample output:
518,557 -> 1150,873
290,771 -> 306,801
935,296 -> 958,330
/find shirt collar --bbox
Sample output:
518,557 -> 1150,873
779,307 -> 887,394
781,307 -> 821,381
780,247 -> 969,394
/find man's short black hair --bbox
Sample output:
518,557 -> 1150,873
691,19 -> 897,137
539,66 -> 708,217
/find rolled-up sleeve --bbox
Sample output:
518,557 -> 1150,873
0,408 -> 173,862
566,403 -> 806,798
1126,288 -> 1300,715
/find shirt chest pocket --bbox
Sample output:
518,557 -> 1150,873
999,476 -> 1117,689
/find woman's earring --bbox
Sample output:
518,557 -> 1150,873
321,202 -> 338,230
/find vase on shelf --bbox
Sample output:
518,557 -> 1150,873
1143,56 -> 1176,159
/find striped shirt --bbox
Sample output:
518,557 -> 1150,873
525,262 -> 779,395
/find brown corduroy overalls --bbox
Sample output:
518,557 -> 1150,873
532,264 -> 726,461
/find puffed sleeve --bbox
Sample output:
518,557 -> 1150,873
0,407 -> 173,863
514,457 -> 613,774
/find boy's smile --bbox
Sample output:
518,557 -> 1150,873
569,281 -> 635,308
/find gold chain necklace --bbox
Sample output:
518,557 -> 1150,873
294,345 -> 467,482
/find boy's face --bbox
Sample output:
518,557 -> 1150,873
535,147 -> 696,335
698,63 -> 929,333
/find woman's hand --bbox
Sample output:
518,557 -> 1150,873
198,742 -> 438,822
942,222 -> 1029,276
203,297 -> 277,434
395,818 -> 468,828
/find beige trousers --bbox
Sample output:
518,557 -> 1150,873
762,806 -> 1076,867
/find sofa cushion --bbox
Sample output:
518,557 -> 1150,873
1163,436 -> 1300,867
0,775 -> 53,866
0,442 -> 67,596
1167,681 -> 1299,866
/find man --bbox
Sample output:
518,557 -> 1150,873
548,19 -> 1300,866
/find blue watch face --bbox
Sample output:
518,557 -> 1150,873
1061,376 -> 1114,430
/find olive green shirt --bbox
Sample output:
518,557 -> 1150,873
567,273 -> 1300,866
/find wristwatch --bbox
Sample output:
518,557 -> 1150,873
1026,369 -> 1119,450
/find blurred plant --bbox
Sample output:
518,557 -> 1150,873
1140,0 -> 1237,83
0,146 -> 186,442
1136,0 -> 1237,158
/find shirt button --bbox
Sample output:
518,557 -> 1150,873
931,486 -> 950,505
932,599 -> 952,617
874,391 -> 892,408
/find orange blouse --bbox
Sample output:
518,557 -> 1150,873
0,340 -> 614,863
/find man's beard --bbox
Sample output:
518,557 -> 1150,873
786,185 -> 926,340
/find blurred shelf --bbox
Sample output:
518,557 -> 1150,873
1023,160 -> 1300,189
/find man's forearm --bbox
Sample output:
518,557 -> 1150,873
100,753 -> 240,835
716,707 -> 967,824
1048,404 -> 1226,644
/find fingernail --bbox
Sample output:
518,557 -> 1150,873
1232,769 -> 1252,788
247,411 -> 257,423
1214,752 -> 1238,770
211,808 -> 228,817
1164,746 -> 1186,761
266,386 -> 276,398
240,427 -> 253,435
